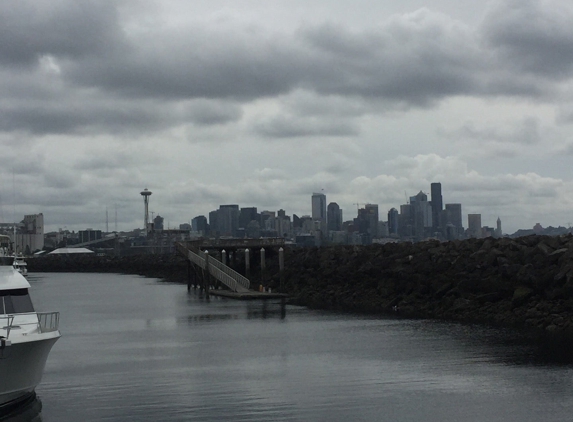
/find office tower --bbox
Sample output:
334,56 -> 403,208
192,215 -> 208,235
327,202 -> 343,231
239,207 -> 258,229
354,208 -> 370,237
276,209 -> 292,238
260,210 -> 276,231
364,204 -> 379,238
496,217 -> 502,238
311,192 -> 327,234
388,208 -> 399,235
411,191 -> 432,238
218,205 -> 239,237
153,215 -> 164,230
430,182 -> 443,231
468,214 -> 482,238
445,204 -> 463,229
208,210 -> 219,236
399,204 -> 414,237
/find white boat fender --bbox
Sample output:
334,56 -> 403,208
0,338 -> 11,348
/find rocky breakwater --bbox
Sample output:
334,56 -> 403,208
27,253 -> 188,283
281,234 -> 573,334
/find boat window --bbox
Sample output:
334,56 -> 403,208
0,289 -> 35,314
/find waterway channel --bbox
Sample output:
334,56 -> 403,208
19,272 -> 573,421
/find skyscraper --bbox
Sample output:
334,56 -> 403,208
430,182 -> 443,231
192,215 -> 208,235
445,203 -> 463,229
239,207 -> 258,229
312,192 -> 327,234
327,202 -> 343,231
364,204 -> 379,238
468,214 -> 482,238
388,208 -> 399,235
218,204 -> 239,237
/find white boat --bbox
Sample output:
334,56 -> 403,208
12,255 -> 28,277
0,256 -> 60,409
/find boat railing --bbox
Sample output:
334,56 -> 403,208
0,315 -> 15,339
37,312 -> 60,333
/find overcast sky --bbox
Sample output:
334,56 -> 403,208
1,0 -> 573,234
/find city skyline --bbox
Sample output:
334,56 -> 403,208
1,1 -> 573,234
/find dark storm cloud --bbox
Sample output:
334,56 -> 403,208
297,12 -> 481,104
2,0 -> 573,138
63,28 -> 302,101
0,94 -> 242,135
55,5 -> 483,106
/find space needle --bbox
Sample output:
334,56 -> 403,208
140,188 -> 152,235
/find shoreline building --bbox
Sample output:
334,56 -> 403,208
14,213 -> 44,254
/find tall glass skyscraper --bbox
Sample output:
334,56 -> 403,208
312,192 -> 327,233
430,182 -> 443,230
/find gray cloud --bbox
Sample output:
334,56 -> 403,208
253,115 -> 359,138
2,1 -> 573,233
482,0 -> 573,79
0,1 -> 126,68
3,1 -> 572,139
439,117 -> 542,146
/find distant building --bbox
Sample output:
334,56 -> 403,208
495,217 -> 502,238
364,204 -> 379,238
445,204 -> 463,230
260,210 -> 276,232
327,202 -> 343,232
399,204 -> 414,238
468,214 -> 482,238
208,210 -> 218,237
388,208 -> 399,235
311,192 -> 327,235
275,209 -> 292,238
14,213 -> 44,254
430,182 -> 443,232
239,207 -> 258,229
153,215 -> 164,231
78,229 -> 102,244
411,191 -> 432,239
192,215 -> 208,235
217,205 -> 239,237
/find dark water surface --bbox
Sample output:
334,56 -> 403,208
22,273 -> 573,421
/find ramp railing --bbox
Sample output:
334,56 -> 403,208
176,243 -> 250,293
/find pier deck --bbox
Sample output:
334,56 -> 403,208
208,290 -> 288,300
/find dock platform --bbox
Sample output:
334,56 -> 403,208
208,290 -> 289,300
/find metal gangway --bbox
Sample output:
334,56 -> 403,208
176,242 -> 250,293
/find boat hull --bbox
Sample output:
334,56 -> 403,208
0,333 -> 60,406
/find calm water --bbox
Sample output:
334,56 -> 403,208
13,272 -> 573,421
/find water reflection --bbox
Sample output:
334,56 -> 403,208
0,393 -> 42,422
184,289 -> 287,322
246,299 -> 287,320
